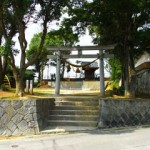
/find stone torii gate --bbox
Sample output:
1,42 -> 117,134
47,45 -> 114,97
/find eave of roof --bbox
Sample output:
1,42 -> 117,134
135,62 -> 150,73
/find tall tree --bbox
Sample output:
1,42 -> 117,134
92,0 -> 150,97
0,1 -> 18,87
64,0 -> 150,97
27,33 -> 52,82
0,0 -> 70,96
27,28 -> 78,81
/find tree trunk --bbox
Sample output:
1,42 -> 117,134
0,59 -> 4,85
37,66 -> 41,83
38,70 -> 41,83
15,75 -> 25,96
0,57 -> 8,87
122,42 -> 130,97
0,73 -> 4,86
41,64 -> 44,81
128,52 -> 137,98
124,66 -> 130,97
123,46 -> 136,98
12,67 -> 25,96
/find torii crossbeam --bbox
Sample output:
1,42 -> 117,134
47,45 -> 115,97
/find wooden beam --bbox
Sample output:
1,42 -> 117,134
46,45 -> 115,51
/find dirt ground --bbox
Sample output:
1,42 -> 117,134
0,88 -> 150,100
0,88 -> 102,100
0,90 -> 15,98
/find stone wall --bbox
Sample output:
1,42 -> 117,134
98,99 -> 150,128
1,98 -> 150,136
0,99 -> 54,136
136,70 -> 150,94
82,81 -> 100,90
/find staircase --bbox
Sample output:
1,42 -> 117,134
42,97 -> 100,133
3,75 -> 11,88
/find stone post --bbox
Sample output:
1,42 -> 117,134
29,80 -> 33,95
26,80 -> 30,94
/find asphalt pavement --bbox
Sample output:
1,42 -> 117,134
0,127 -> 150,150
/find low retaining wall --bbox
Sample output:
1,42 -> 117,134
48,81 -> 109,90
1,98 -> 150,136
0,99 -> 54,136
98,99 -> 150,128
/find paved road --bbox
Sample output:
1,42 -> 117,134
0,127 -> 150,150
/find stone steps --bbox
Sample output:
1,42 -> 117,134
53,105 -> 99,110
44,97 -> 100,131
48,115 -> 99,121
55,101 -> 98,106
47,120 -> 97,127
50,110 -> 99,115
3,75 -> 11,88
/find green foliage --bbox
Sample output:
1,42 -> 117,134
26,33 -> 52,77
0,39 -> 18,56
27,28 -> 79,81
24,70 -> 35,80
45,28 -> 79,47
64,0 -> 150,97
0,46 -> 4,55
0,0 -> 73,96
109,58 -> 122,81
112,83 -> 124,96
134,27 -> 150,57
65,0 -> 150,52
27,33 -> 50,64
106,58 -> 123,95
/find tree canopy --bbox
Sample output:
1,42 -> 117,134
0,0 -> 71,96
27,27 -> 79,81
63,0 -> 150,97
0,0 -> 150,97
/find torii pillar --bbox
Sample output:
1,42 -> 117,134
55,50 -> 61,96
54,49 -> 105,97
47,45 -> 114,97
99,50 -> 105,97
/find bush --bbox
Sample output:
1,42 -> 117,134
113,86 -> 124,96
107,80 -> 124,96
